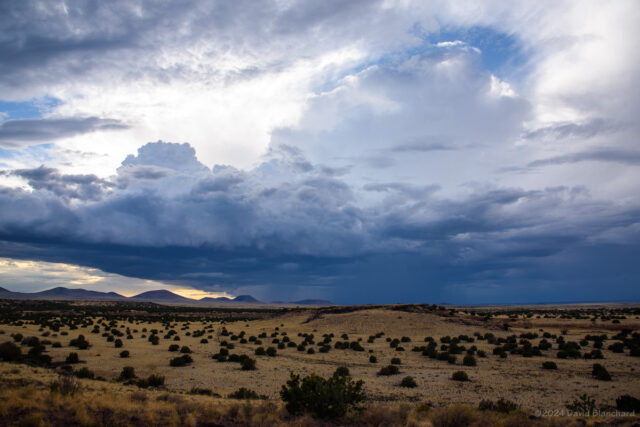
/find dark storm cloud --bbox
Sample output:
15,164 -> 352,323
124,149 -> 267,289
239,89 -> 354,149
4,165 -> 113,200
0,117 -> 128,147
0,0 -> 422,96
2,140 -> 638,303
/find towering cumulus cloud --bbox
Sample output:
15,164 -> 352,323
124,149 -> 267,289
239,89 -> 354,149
1,140 -> 639,303
0,1 -> 639,303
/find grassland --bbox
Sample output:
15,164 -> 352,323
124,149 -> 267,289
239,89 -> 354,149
1,299 -> 639,425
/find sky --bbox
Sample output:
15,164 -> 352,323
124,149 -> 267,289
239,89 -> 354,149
0,1 -> 639,304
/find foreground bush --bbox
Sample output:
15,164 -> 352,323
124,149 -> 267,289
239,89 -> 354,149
280,369 -> 365,418
616,394 -> 640,412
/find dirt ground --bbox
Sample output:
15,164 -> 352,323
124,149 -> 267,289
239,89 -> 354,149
1,303 -> 639,412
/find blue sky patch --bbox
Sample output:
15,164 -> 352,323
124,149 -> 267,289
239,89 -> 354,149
0,97 -> 62,121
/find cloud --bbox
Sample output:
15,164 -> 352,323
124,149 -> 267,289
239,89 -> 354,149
0,2 -> 639,303
527,150 -> 640,168
0,141 -> 638,303
0,117 -> 128,148
4,165 -> 113,200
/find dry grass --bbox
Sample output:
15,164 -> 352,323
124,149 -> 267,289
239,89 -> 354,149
0,372 -> 636,427
1,303 -> 640,425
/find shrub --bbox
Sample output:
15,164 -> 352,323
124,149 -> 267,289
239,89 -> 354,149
69,335 -> 90,350
255,347 -> 266,355
478,398 -> 518,413
377,365 -> 399,376
114,339 -> 123,348
399,376 -> 417,388
12,333 -> 23,343
120,350 -> 130,358
369,355 -> 377,363
240,356 -> 256,370
592,363 -> 611,381
65,352 -> 80,364
462,354 -> 476,366
180,346 -> 191,353
49,374 -> 79,396
75,367 -> 94,379
542,361 -> 557,370
566,393 -> 596,415
266,347 -> 277,357
428,405 -> 476,427
451,371 -> 469,382
118,366 -> 136,381
334,366 -> 350,377
228,387 -> 264,400
168,344 -> 179,352
137,374 -> 165,388
307,347 -> 315,354
169,354 -> 193,367
0,341 -> 22,361
390,357 -> 401,365
280,371 -> 365,418
616,395 -> 640,412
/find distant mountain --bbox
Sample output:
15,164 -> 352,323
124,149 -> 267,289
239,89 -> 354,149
0,286 -> 263,306
130,290 -> 192,303
233,295 -> 261,303
199,296 -> 232,303
291,299 -> 334,306
34,287 -> 126,301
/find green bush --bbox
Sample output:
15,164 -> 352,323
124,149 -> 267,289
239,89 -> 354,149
566,393 -> 596,415
120,350 -> 130,358
390,357 -> 401,365
280,371 -> 365,418
114,339 -> 123,348
266,347 -> 277,357
369,355 -> 377,363
451,371 -> 469,382
400,376 -> 417,388
255,347 -> 266,355
542,361 -> 557,370
168,344 -> 179,352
